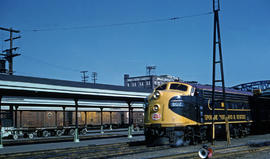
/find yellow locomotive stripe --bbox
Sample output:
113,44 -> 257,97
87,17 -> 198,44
145,120 -> 253,127
204,120 -> 253,125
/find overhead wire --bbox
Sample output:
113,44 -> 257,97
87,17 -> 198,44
9,11 -> 213,76
20,54 -> 81,73
23,11 -> 213,32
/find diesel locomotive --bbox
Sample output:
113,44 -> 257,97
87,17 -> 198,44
144,82 -> 253,146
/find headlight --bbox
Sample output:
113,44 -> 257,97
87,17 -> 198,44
169,96 -> 184,108
153,91 -> 160,99
152,105 -> 160,112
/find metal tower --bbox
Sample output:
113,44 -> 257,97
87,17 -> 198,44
211,0 -> 230,145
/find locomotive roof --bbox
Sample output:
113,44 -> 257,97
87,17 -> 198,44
190,83 -> 253,96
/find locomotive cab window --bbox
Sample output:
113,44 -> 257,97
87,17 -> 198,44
156,84 -> 167,91
169,84 -> 188,92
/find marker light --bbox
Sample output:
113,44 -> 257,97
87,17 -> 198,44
152,105 -> 160,112
153,91 -> 160,99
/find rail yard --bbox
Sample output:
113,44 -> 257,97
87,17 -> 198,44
1,0 -> 270,158
0,73 -> 269,158
0,133 -> 270,158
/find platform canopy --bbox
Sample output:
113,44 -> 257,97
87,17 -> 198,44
0,74 -> 151,103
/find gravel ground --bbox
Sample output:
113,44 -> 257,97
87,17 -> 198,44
220,149 -> 270,159
114,134 -> 270,159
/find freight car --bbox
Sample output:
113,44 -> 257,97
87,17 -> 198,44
1,109 -> 144,140
144,82 -> 253,146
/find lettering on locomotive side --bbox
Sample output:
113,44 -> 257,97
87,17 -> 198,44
204,114 -> 246,121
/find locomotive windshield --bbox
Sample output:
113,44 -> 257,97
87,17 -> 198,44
156,84 -> 167,91
169,84 -> 188,92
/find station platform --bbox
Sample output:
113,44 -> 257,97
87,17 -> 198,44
1,128 -> 144,146
0,133 -> 145,155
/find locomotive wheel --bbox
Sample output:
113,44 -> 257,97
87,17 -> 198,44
56,130 -> 63,136
232,128 -> 239,138
184,127 -> 194,145
183,136 -> 191,146
239,127 -> 246,138
171,131 -> 185,147
28,133 -> 34,139
80,128 -> 87,135
69,129 -> 75,136
199,128 -> 207,143
43,130 -> 49,137
13,134 -> 19,140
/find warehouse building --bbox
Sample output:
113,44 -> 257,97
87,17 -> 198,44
124,74 -> 181,90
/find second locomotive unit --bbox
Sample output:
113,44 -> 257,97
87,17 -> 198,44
144,82 -> 252,146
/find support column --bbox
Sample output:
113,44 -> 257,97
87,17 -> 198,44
19,110 -> 22,128
109,111 -> 112,130
100,108 -> 104,134
131,108 -> 134,132
0,96 -> 3,148
120,112 -> 124,126
74,99 -> 79,142
9,105 -> 14,126
14,106 -> 18,128
128,101 -> 132,138
84,111 -> 87,127
55,111 -> 58,127
63,106 -> 66,127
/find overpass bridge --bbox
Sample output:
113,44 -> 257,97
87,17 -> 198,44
232,80 -> 270,92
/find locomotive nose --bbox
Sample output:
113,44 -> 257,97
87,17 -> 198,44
148,91 -> 164,122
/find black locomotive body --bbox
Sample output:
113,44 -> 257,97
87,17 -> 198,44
144,82 -> 253,146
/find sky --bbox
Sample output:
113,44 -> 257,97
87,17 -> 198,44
1,0 -> 269,87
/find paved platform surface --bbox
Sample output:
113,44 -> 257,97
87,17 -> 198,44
0,129 -> 144,155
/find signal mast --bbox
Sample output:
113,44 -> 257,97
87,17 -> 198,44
211,0 -> 231,145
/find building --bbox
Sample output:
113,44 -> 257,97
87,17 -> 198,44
124,74 -> 181,90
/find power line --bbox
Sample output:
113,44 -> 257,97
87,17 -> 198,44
21,54 -> 81,73
24,11 -> 213,32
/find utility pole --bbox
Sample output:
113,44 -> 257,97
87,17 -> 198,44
211,0 -> 230,146
146,65 -> 156,76
0,27 -> 21,75
80,71 -> 89,83
91,72 -> 97,84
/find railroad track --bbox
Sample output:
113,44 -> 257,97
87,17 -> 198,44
0,141 -> 171,159
2,136 -> 270,159
153,141 -> 270,159
3,133 -> 143,146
